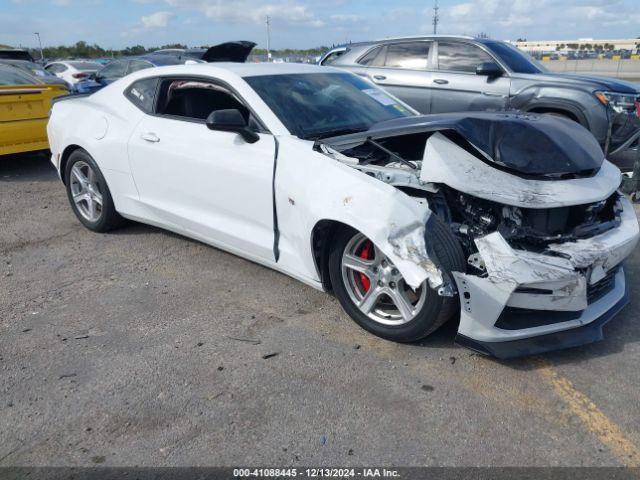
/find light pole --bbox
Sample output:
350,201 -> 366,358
34,32 -> 44,62
266,16 -> 272,62
432,0 -> 439,35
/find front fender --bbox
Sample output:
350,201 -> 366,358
274,136 -> 444,290
509,82 -> 608,142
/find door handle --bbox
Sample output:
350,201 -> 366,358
433,79 -> 449,85
141,132 -> 160,143
373,75 -> 387,81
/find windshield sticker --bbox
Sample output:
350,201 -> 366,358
392,104 -> 410,114
362,88 -> 397,106
131,88 -> 143,101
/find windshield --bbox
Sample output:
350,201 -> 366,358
14,62 -> 52,77
69,61 -> 101,70
244,72 -> 414,139
484,41 -> 546,74
0,66 -> 38,85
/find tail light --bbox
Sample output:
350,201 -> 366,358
635,99 -> 640,119
72,72 -> 89,79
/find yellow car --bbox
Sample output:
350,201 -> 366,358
0,64 -> 69,156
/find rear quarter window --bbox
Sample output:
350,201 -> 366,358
357,46 -> 384,66
321,49 -> 347,65
125,77 -> 159,113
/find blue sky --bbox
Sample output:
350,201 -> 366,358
2,0 -> 639,49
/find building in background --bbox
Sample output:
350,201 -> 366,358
513,38 -> 639,55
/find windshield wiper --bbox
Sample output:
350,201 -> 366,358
365,137 -> 417,170
309,127 -> 368,140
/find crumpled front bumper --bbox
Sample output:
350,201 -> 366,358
608,111 -> 640,172
453,194 -> 639,359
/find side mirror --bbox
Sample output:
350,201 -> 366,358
476,62 -> 503,78
206,109 -> 259,144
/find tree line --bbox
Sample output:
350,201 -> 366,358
3,41 -> 330,60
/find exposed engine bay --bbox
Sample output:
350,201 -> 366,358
317,121 -> 621,271
316,113 -> 640,358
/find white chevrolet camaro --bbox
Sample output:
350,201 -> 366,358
47,63 -> 639,358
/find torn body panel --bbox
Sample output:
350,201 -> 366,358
274,136 -> 445,291
318,113 -> 639,357
454,194 -> 638,356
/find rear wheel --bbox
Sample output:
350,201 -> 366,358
328,220 -> 465,342
64,149 -> 125,232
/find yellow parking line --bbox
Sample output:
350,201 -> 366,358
534,358 -> 640,467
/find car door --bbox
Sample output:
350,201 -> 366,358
126,76 -> 277,262
365,41 -> 435,114
430,41 -> 511,114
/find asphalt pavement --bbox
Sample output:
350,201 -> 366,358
1,152 -> 639,467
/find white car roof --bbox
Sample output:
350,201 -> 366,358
139,62 -> 341,78
95,62 -> 350,137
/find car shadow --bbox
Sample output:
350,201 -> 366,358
109,222 -> 204,248
0,151 -> 57,183
112,219 -> 640,367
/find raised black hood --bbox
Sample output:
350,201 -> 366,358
324,112 -> 605,180
202,41 -> 256,63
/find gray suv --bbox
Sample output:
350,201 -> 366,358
321,35 -> 640,170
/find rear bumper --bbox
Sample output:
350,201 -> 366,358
0,118 -> 49,156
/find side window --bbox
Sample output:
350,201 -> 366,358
357,46 -> 384,66
155,79 -> 254,124
437,42 -> 493,73
97,61 -> 127,80
127,60 -> 153,74
125,77 -> 159,113
384,42 -> 431,69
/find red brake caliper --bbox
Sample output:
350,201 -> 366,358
358,241 -> 373,293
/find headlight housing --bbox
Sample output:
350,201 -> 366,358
595,91 -> 639,114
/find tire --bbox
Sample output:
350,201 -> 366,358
64,149 -> 125,233
540,111 -> 576,123
328,217 -> 466,343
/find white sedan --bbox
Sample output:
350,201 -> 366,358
47,63 -> 639,358
45,60 -> 101,85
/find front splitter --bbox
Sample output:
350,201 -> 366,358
454,284 -> 630,359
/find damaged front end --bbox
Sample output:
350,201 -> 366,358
317,113 -> 640,358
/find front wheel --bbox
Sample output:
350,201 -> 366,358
328,223 -> 464,342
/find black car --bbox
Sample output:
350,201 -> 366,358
75,41 -> 256,94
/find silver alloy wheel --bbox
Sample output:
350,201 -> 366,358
341,233 -> 427,326
69,160 -> 103,222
